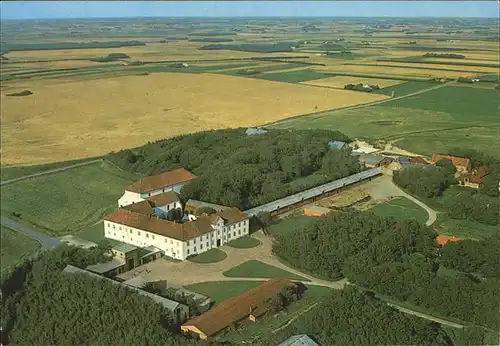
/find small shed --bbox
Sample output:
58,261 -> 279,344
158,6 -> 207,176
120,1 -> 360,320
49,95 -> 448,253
328,140 -> 346,150
352,153 -> 393,168
436,234 -> 461,248
397,156 -> 411,165
304,205 -> 331,217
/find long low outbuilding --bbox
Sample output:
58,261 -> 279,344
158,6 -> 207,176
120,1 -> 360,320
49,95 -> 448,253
245,168 -> 381,216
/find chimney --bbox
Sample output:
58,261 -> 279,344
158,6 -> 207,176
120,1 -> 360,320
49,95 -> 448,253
248,305 -> 252,314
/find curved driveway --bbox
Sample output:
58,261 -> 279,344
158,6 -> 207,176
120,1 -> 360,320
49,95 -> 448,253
0,216 -> 61,250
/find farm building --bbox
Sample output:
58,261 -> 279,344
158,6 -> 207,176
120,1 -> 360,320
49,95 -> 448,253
410,156 -> 429,165
181,278 -> 298,340
278,334 -> 319,346
245,168 -> 381,217
436,234 -> 461,247
184,199 -> 231,215
328,140 -> 347,150
459,165 -> 489,189
62,265 -> 190,323
304,205 -> 331,217
431,154 -> 471,174
121,276 -> 213,313
118,168 -> 197,207
85,242 -> 161,276
246,127 -> 268,136
352,153 -> 393,168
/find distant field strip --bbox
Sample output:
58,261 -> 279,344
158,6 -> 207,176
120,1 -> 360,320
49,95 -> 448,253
344,62 -> 497,74
313,64 -> 477,78
301,76 -> 405,89
1,72 -> 387,165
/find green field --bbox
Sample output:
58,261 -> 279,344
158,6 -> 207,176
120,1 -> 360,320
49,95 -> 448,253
1,157 -> 102,181
433,214 -> 499,240
274,85 -> 500,158
223,260 -> 309,281
221,63 -> 306,76
185,281 -> 264,304
188,248 -> 227,263
255,69 -> 332,83
226,236 -> 261,248
369,197 -> 428,224
374,81 -> 436,97
0,226 -> 40,279
379,86 -> 499,122
0,161 -> 141,236
268,214 -> 316,237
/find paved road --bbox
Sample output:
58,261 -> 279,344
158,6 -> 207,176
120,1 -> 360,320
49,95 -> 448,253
0,216 -> 61,250
0,159 -> 102,186
386,303 -> 464,329
267,81 -> 455,128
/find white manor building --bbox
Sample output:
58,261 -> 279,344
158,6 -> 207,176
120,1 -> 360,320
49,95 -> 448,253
105,168 -> 250,261
118,168 -> 197,207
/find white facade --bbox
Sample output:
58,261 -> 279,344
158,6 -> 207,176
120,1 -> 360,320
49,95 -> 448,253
154,201 -> 183,215
104,218 -> 250,261
118,182 -> 187,207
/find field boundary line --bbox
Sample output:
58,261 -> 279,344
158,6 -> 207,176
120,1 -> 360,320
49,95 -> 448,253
0,159 -> 102,186
264,81 -> 455,128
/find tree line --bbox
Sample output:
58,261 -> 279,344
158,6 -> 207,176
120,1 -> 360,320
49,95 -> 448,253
264,287 -> 452,346
108,128 -> 359,210
273,210 -> 500,331
0,245 -> 220,346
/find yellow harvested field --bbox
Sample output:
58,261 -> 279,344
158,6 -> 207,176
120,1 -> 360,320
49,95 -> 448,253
426,58 -> 499,65
313,64 -> 476,78
1,73 -> 388,166
367,61 -> 499,74
301,76 -> 405,89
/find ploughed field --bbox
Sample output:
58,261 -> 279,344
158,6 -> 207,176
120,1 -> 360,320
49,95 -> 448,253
1,72 -> 387,166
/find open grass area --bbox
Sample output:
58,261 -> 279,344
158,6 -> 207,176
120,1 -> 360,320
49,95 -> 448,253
255,69 -> 333,83
0,156 -> 101,181
188,248 -> 227,263
0,226 -> 41,280
226,236 -> 261,249
268,214 -> 316,238
223,260 -> 309,281
368,197 -> 428,224
378,86 -> 499,123
374,80 -> 437,96
433,214 -> 499,240
184,281 -> 264,304
0,161 -> 141,236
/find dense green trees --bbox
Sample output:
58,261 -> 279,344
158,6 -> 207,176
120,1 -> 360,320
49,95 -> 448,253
0,245 -> 212,346
266,287 -> 451,346
439,237 -> 500,278
272,211 -> 429,280
393,165 -> 455,198
108,128 -> 357,210
442,188 -> 498,225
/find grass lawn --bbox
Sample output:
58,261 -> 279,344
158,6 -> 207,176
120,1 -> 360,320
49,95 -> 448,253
188,248 -> 227,264
227,236 -> 261,249
368,197 -> 428,224
433,214 -> 499,240
184,281 -> 264,304
0,161 -> 141,236
268,214 -> 316,238
223,260 -> 309,281
0,156 -> 101,181
0,226 -> 40,279
374,80 -> 436,97
255,69 -> 332,83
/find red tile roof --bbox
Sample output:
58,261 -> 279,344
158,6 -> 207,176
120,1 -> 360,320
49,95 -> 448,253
126,168 -> 197,194
104,206 -> 248,241
431,154 -> 470,170
436,234 -> 461,246
181,278 -> 297,338
146,191 -> 180,207
460,165 -> 489,185
410,156 -> 428,164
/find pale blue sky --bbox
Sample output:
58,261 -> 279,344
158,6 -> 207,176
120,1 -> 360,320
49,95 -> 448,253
1,1 -> 498,20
